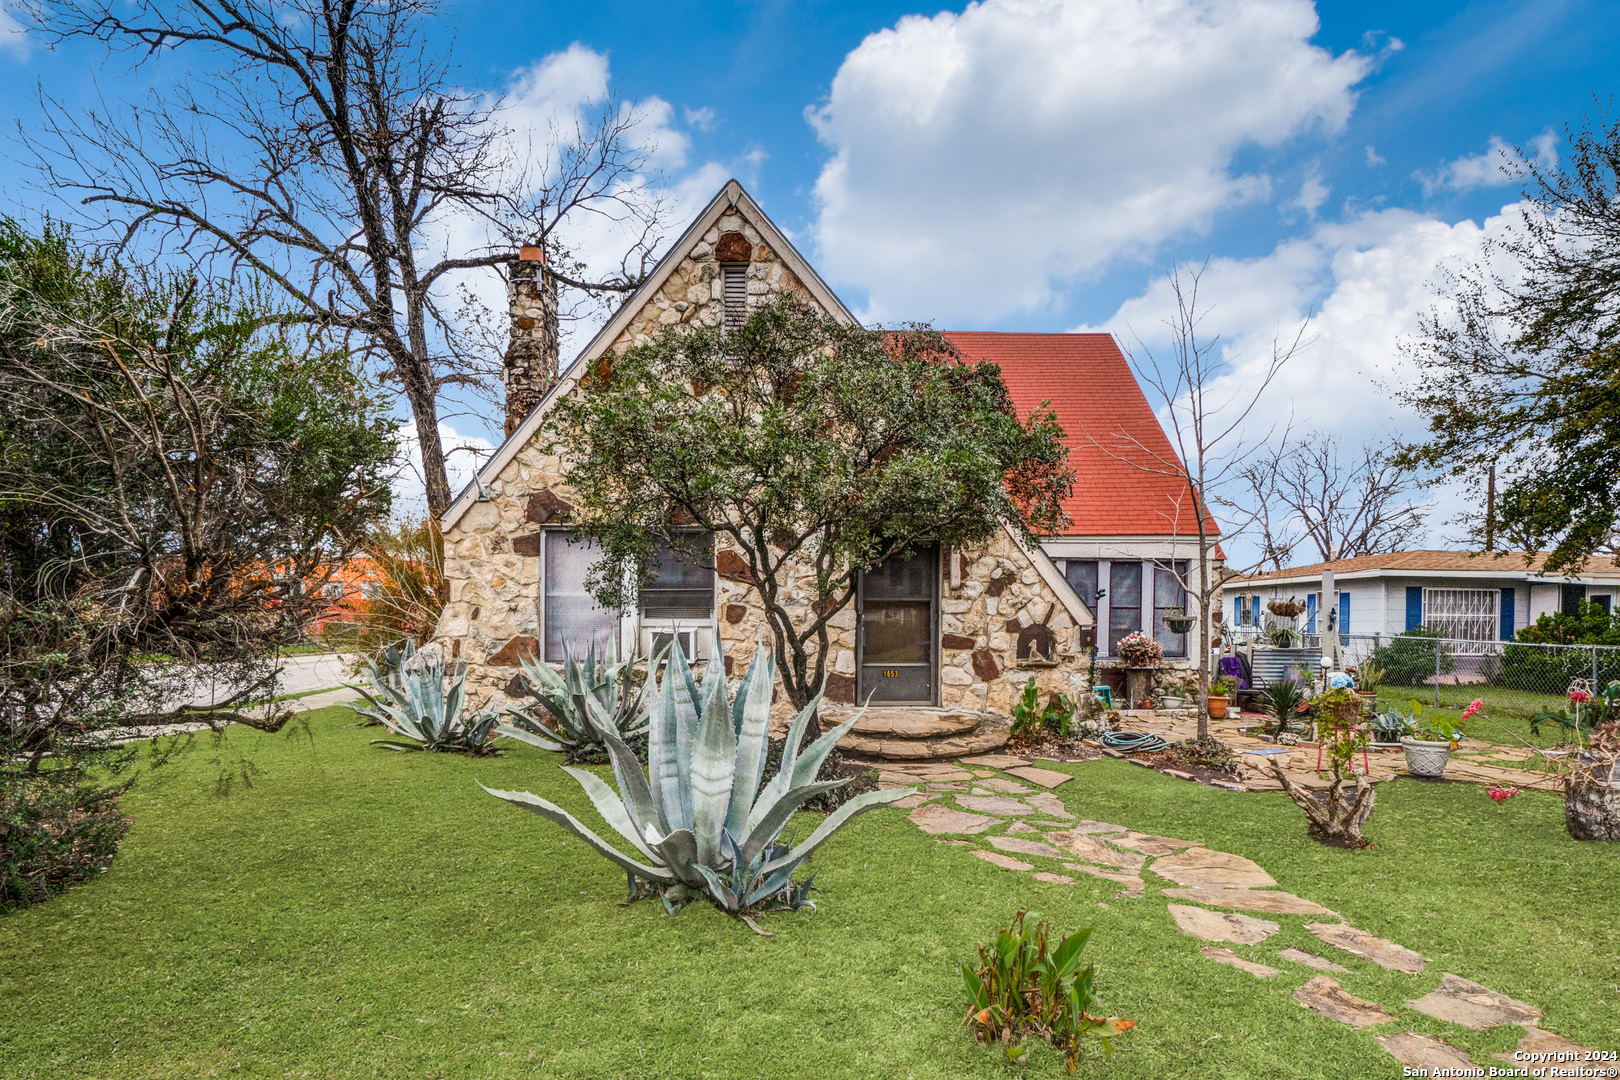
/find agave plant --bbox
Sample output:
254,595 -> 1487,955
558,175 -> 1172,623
347,660 -> 502,755
1260,679 -> 1307,737
499,639 -> 653,760
482,640 -> 913,933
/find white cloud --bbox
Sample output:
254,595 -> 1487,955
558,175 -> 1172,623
0,5 -> 29,57
426,44 -> 725,415
1365,145 -> 1386,167
1418,133 -> 1556,195
684,105 -> 717,132
1085,201 -> 1533,562
1285,166 -> 1330,219
808,0 -> 1371,323
391,421 -> 498,518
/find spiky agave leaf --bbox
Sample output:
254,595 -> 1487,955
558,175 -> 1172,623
478,781 -> 676,884
486,636 -> 916,926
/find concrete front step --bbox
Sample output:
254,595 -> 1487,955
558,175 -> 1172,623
840,723 -> 1012,760
844,708 -> 982,739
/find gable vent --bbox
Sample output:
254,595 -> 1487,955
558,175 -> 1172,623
721,265 -> 747,333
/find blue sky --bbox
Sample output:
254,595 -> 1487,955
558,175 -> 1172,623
0,0 -> 1613,554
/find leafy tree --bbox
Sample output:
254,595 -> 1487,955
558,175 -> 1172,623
0,220 -> 395,908
552,297 -> 1074,721
1396,108 -> 1620,572
1515,601 -> 1620,647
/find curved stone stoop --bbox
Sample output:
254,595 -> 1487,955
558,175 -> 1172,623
831,707 -> 1012,761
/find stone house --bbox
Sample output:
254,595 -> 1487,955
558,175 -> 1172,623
432,180 -> 1213,734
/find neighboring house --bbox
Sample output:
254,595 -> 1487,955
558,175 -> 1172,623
1225,550 -> 1620,648
433,180 -> 1212,716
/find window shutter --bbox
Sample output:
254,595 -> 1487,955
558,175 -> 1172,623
1305,593 -> 1317,634
722,265 -> 747,332
1233,595 -> 1240,624
1339,591 -> 1350,635
1499,587 -> 1515,641
1405,586 -> 1423,632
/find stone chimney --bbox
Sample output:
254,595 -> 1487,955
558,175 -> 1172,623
503,245 -> 560,437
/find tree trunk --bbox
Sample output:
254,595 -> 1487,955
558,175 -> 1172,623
1268,762 -> 1375,847
1564,781 -> 1620,841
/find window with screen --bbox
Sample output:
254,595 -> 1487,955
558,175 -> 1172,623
639,532 -> 715,620
1065,560 -> 1098,617
721,265 -> 748,332
1422,588 -> 1498,651
1153,562 -> 1189,657
1107,561 -> 1142,656
543,529 -> 619,662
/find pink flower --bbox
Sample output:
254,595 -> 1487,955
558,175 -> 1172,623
1570,689 -> 1591,703
1487,786 -> 1520,802
1461,699 -> 1483,721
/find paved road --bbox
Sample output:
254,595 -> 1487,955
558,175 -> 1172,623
277,653 -> 354,696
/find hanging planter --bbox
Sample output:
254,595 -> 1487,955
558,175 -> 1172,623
1267,598 -> 1307,618
1162,613 -> 1196,634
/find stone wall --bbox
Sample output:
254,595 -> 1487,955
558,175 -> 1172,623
434,202 -> 1123,717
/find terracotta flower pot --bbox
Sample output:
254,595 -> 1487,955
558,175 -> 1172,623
1207,695 -> 1229,719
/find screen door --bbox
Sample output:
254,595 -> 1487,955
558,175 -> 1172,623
857,547 -> 939,705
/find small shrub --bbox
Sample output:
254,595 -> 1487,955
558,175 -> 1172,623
1367,628 -> 1453,687
1,777 -> 131,913
1011,677 -> 1074,739
962,910 -> 1134,1073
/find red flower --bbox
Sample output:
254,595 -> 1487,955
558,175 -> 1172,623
1570,690 -> 1591,703
1487,785 -> 1520,802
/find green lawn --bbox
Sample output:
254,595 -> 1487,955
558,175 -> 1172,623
2,707 -> 1617,1079
1367,683 -> 1576,748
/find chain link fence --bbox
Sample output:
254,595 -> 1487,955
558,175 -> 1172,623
1225,627 -> 1620,713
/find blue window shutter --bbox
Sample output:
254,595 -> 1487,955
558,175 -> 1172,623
1339,591 -> 1350,635
1233,595 -> 1241,625
1406,587 -> 1423,631
1252,594 -> 1260,623
1306,593 -> 1317,634
1499,587 -> 1515,641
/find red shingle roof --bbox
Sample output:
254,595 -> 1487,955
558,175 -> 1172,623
942,332 -> 1218,538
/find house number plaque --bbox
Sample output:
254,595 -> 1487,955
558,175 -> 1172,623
882,669 -> 899,678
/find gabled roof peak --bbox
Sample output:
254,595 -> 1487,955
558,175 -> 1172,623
442,179 -> 853,529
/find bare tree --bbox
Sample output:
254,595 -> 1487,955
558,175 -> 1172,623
23,0 -> 666,514
1110,264 -> 1308,743
1233,430 -> 1430,564
1220,451 -> 1300,573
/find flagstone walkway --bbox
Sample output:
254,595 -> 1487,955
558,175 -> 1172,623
1072,708 -> 1560,792
880,751 -> 1593,1072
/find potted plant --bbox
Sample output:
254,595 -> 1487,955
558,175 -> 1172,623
1207,675 -> 1239,718
1161,606 -> 1196,635
1267,623 -> 1301,648
1398,699 -> 1474,778
1530,684 -> 1620,839
1355,659 -> 1384,712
